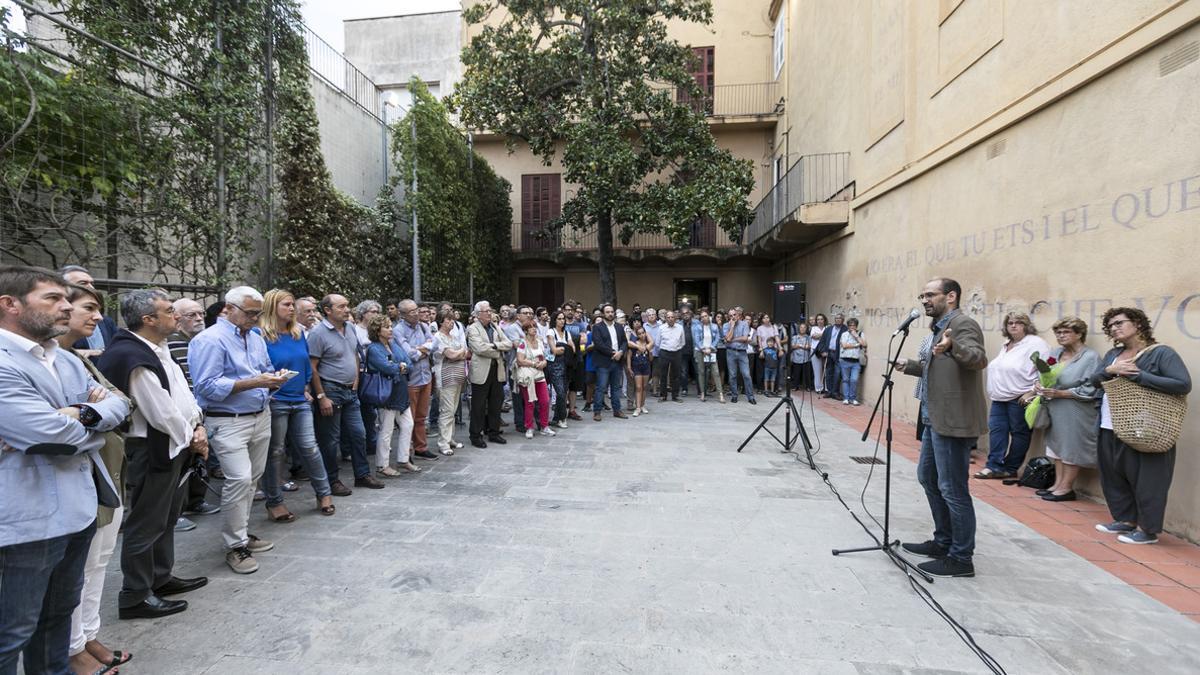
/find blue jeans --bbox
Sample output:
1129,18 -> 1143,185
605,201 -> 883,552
313,381 -> 371,482
916,426 -> 976,563
265,400 -> 332,506
838,359 -> 861,402
0,521 -> 95,674
593,361 -> 623,413
725,349 -> 753,399
986,398 -> 1032,474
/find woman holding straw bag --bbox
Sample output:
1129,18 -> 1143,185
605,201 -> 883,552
1090,307 -> 1191,545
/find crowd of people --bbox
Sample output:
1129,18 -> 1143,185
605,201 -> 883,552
0,263 -> 847,675
896,277 -> 1191,580
0,263 -> 1192,673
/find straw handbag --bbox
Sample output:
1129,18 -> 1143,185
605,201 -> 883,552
1101,345 -> 1188,453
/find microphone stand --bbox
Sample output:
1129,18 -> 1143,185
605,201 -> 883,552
831,323 -> 932,583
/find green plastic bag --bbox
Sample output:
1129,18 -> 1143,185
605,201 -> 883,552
1024,351 -> 1062,429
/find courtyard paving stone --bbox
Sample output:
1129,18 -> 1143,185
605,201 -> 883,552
98,393 -> 1200,673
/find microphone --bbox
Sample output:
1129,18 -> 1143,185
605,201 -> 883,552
892,308 -> 922,336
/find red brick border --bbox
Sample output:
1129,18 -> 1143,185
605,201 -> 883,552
810,395 -> 1200,622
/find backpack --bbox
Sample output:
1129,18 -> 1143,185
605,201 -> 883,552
1016,456 -> 1056,490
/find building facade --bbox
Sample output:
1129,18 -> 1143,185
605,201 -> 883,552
345,0 -> 1200,539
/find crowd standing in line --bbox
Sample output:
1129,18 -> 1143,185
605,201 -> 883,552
0,263 -> 1193,674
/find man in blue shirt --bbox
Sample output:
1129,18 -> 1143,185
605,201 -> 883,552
723,306 -> 756,404
394,299 -> 438,458
188,286 -> 288,575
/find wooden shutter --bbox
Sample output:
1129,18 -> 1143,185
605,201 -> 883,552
679,47 -> 715,115
521,173 -> 562,250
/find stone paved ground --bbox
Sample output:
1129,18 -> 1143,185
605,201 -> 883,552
99,394 -> 1200,674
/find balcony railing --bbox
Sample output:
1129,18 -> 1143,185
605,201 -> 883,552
654,82 -> 783,118
515,219 -> 738,253
742,152 -> 851,245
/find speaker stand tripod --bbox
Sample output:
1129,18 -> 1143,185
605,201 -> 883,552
734,329 -> 815,469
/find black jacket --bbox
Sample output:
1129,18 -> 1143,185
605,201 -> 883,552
97,329 -> 174,470
590,320 -> 628,369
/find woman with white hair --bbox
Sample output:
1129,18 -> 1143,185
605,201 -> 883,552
976,311 -> 1050,480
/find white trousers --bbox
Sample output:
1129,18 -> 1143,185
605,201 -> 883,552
812,355 -> 826,392
376,407 -> 414,467
69,506 -> 123,655
207,412 -> 272,550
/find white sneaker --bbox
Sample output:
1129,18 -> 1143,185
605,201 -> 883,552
540,427 -> 556,436
640,407 -> 649,414
843,399 -> 851,405
632,410 -> 640,417
852,400 -> 861,406
556,420 -> 568,429
525,428 -> 534,439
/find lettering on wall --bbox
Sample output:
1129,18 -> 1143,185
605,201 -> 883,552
865,173 -> 1200,280
862,292 -> 1200,341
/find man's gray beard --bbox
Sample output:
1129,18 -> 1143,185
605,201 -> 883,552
18,311 -> 67,342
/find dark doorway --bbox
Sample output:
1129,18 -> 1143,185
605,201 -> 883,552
673,278 -> 716,311
518,277 -> 564,310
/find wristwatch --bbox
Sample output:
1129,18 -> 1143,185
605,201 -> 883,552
316,393 -> 326,400
74,404 -> 102,428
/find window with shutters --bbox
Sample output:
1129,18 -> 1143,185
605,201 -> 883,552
520,173 -> 561,251
678,46 -> 714,115
773,13 -> 785,78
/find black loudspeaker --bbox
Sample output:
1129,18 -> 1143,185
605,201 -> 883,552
772,281 -> 806,324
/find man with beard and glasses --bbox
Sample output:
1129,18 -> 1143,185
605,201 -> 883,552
0,266 -> 129,674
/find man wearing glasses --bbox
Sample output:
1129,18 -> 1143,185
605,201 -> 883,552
167,297 -> 222,523
188,287 -> 288,574
466,300 -> 512,448
895,278 -> 989,578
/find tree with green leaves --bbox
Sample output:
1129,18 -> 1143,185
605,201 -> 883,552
455,0 -> 753,305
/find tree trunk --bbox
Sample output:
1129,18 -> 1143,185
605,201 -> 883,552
596,209 -> 617,305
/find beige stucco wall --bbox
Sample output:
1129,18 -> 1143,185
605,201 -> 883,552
775,1 -> 1200,539
514,261 -> 773,313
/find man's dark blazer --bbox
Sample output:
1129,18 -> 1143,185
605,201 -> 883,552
816,323 -> 845,360
590,320 -> 628,369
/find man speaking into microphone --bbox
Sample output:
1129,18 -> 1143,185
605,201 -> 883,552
894,278 -> 988,578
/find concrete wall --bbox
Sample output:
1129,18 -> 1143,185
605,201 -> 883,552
310,73 -> 388,206
775,0 -> 1200,539
344,11 -> 462,95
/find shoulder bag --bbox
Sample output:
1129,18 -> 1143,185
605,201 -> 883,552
1101,344 -> 1188,453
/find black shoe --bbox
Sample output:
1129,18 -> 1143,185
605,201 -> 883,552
1042,491 -> 1077,502
329,480 -> 352,497
671,397 -> 681,403
153,576 -> 208,596
730,396 -> 738,403
1035,489 -> 1052,496
748,398 -> 757,405
471,438 -> 487,449
487,435 -> 507,445
901,540 -> 949,559
918,556 -> 975,578
414,450 -> 439,460
119,595 -> 188,620
355,475 -> 386,489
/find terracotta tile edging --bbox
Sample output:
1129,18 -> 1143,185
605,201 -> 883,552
806,394 -> 1200,623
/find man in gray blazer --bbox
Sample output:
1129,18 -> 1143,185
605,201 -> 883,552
897,277 -> 988,578
466,300 -> 513,448
0,265 -> 129,674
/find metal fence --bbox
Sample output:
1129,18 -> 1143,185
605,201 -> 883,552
675,81 -> 783,117
302,22 -> 384,121
743,152 -> 852,246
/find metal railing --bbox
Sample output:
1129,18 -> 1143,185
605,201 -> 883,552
516,219 -> 738,253
673,82 -> 783,117
301,23 -> 383,120
743,152 -> 852,245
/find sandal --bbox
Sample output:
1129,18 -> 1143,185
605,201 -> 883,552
317,496 -> 335,516
378,467 -> 402,478
265,505 -> 296,523
399,462 -> 422,473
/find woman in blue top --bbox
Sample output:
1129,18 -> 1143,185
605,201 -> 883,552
365,316 -> 418,476
259,289 -> 334,519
